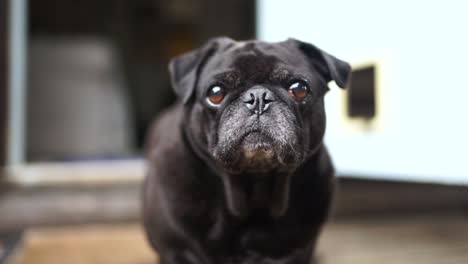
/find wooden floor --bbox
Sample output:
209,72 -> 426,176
9,214 -> 468,264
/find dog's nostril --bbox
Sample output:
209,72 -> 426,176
243,93 -> 256,105
243,93 -> 256,110
263,91 -> 275,104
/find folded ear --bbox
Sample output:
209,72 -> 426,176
288,38 -> 351,89
168,37 -> 235,104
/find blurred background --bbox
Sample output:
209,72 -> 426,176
1,0 -> 467,264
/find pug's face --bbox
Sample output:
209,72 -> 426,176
170,38 -> 350,175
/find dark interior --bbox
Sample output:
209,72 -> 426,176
26,0 -> 256,161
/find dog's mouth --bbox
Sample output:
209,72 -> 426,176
241,131 -> 274,155
236,130 -> 279,172
213,122 -> 299,174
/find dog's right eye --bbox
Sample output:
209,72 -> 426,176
207,85 -> 225,105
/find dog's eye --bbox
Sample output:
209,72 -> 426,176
207,85 -> 225,105
288,81 -> 308,100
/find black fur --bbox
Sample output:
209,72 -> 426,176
143,37 -> 351,264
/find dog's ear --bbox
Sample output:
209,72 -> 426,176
288,38 -> 351,89
169,37 -> 235,104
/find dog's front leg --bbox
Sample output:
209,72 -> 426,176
221,175 -> 249,219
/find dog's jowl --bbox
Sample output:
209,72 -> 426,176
143,37 -> 351,264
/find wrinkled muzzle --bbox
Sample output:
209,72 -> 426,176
212,88 -> 302,174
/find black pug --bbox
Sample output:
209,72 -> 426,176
143,37 -> 351,264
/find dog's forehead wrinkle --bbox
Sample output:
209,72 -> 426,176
230,53 -> 278,84
269,68 -> 291,82
205,42 -> 306,89
213,71 -> 241,86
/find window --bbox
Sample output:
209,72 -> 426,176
347,65 -> 376,120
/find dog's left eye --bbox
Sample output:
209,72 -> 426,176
207,85 -> 225,105
288,81 -> 308,100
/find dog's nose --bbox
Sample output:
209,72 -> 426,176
242,87 -> 276,115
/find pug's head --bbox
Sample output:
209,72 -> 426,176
170,37 -> 350,175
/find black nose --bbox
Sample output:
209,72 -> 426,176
242,87 -> 276,115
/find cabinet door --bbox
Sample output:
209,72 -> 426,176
258,0 -> 468,184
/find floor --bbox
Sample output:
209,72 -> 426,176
8,214 -> 468,264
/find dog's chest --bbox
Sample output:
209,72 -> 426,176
239,226 -> 281,252
207,209 -> 307,258
220,225 -> 312,264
